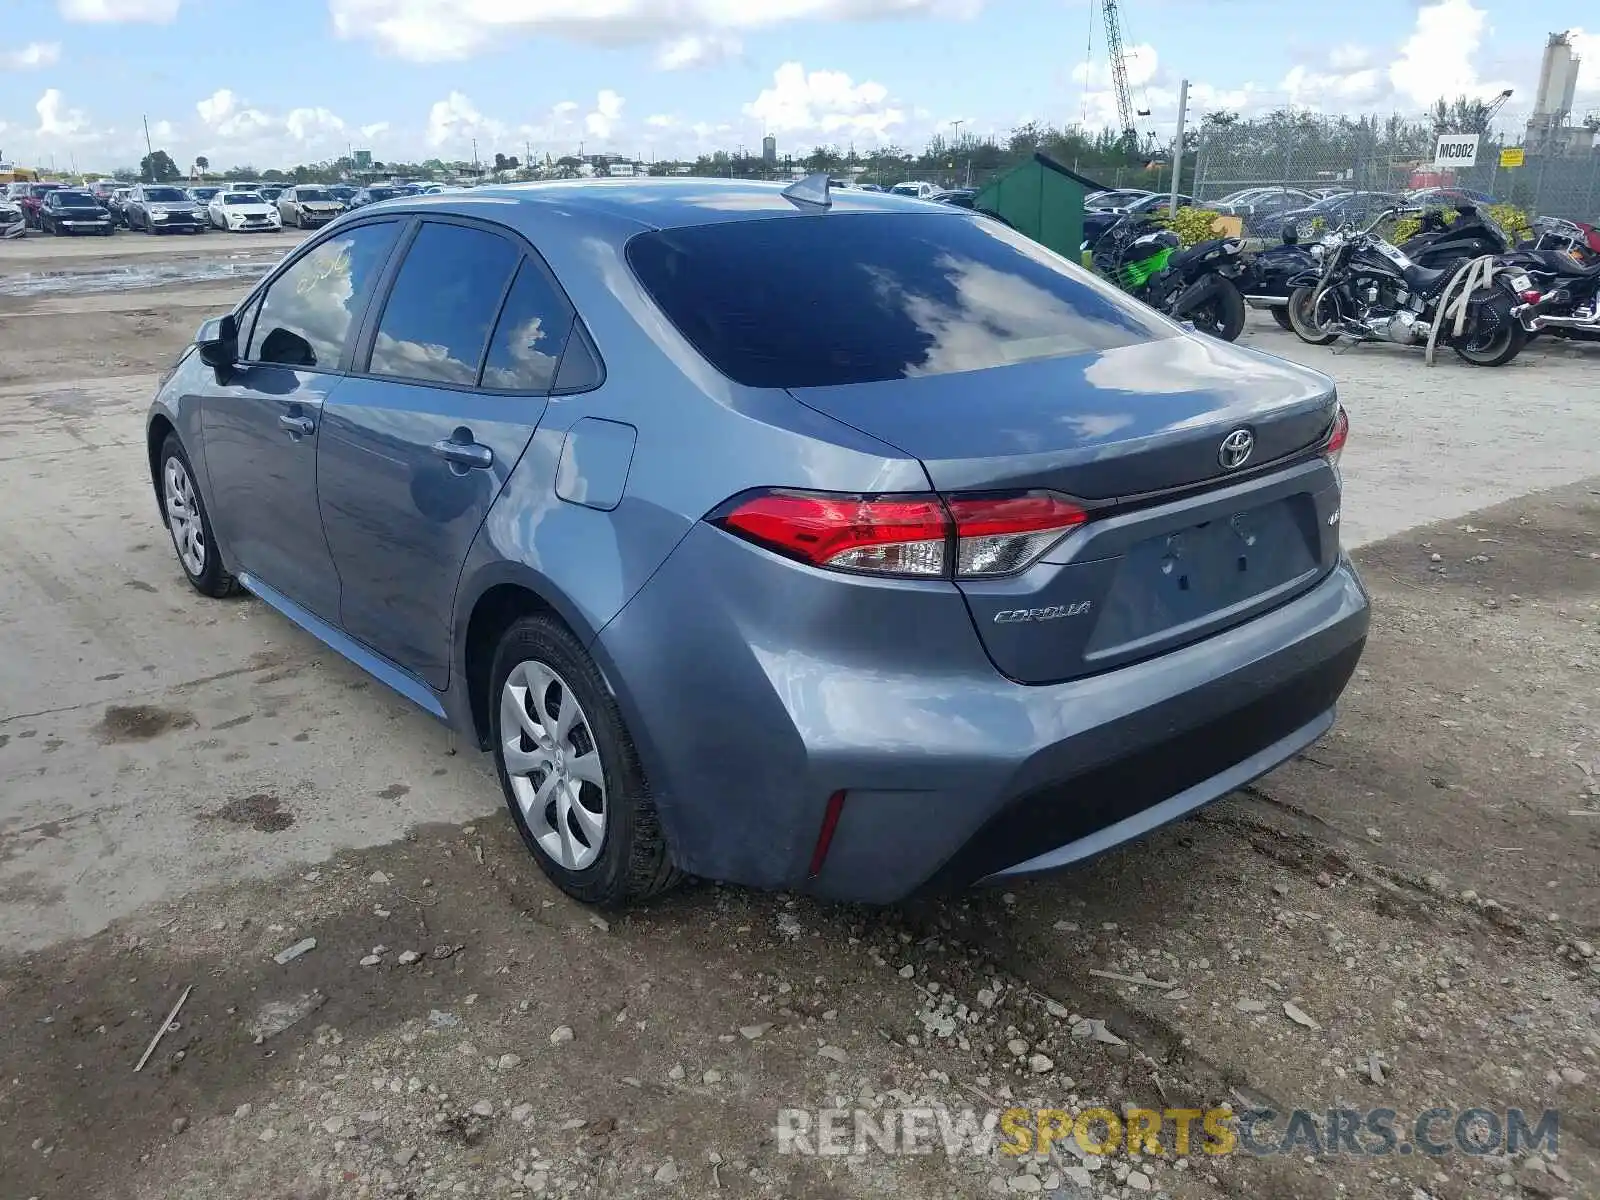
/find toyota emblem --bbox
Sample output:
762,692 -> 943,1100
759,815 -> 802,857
1218,429 -> 1254,470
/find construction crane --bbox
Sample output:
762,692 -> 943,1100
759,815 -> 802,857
1101,0 -> 1150,155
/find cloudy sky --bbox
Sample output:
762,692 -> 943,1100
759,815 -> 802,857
0,0 -> 1594,171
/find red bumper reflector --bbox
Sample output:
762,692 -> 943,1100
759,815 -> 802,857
807,790 -> 847,878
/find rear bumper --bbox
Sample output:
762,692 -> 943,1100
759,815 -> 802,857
595,522 -> 1369,904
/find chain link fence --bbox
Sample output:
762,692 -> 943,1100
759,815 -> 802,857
1189,113 -> 1600,237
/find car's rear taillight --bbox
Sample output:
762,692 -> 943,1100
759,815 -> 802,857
945,493 -> 1088,577
1323,404 -> 1349,467
713,489 -> 1087,580
717,491 -> 949,576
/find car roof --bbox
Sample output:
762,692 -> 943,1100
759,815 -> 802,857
369,177 -> 953,233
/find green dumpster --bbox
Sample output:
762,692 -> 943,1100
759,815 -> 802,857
973,152 -> 1104,264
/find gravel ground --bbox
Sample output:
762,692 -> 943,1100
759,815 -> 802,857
0,240 -> 1596,1200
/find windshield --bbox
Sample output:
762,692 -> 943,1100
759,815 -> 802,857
223,193 -> 264,204
626,212 -> 1171,389
366,188 -> 399,200
296,188 -> 332,201
145,187 -> 188,202
29,184 -> 62,196
190,188 -> 219,199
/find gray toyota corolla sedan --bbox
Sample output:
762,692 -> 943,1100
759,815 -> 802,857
145,178 -> 1369,907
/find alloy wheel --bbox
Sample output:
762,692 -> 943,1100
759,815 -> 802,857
500,660 -> 607,871
163,456 -> 206,576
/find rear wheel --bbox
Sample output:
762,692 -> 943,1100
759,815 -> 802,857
1287,286 -> 1339,345
1270,306 -> 1294,331
1178,277 -> 1246,341
490,615 -> 681,907
1452,319 -> 1526,367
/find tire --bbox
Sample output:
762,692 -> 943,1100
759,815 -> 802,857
1270,306 -> 1294,331
1177,277 -> 1247,341
1452,319 -> 1526,367
158,434 -> 237,598
490,614 -> 681,907
1287,285 -> 1339,345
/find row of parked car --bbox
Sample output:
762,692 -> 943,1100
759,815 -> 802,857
1084,183 -> 1498,237
1,178 -> 467,237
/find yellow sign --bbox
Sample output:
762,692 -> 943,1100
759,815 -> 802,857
1500,147 -> 1525,168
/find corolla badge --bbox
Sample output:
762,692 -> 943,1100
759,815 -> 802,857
1218,428 -> 1255,470
993,602 -> 1093,624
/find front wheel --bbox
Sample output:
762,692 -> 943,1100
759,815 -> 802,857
490,615 -> 681,907
159,434 -> 237,598
1287,286 -> 1339,345
1452,320 -> 1526,367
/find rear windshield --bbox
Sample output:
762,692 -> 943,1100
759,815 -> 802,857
625,212 -> 1170,388
366,188 -> 399,200
224,193 -> 263,204
56,191 -> 96,204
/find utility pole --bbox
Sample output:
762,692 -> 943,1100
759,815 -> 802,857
142,113 -> 154,180
950,119 -> 966,187
1169,79 -> 1189,218
471,137 -> 479,175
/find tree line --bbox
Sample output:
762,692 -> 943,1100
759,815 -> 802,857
118,95 -> 1506,189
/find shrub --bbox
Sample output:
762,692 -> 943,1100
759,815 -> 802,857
1158,207 -> 1228,248
1486,202 -> 1533,243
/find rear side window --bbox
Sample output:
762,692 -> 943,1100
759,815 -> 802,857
626,212 -> 1171,388
248,221 -> 400,367
480,260 -> 574,392
367,222 -> 520,386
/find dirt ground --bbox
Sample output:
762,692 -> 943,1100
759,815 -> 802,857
0,237 -> 1596,1200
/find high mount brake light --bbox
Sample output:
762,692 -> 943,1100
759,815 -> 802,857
1324,404 -> 1349,467
714,490 -> 1089,580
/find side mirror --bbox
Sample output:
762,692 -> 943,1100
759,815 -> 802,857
1281,223 -> 1299,245
196,313 -> 238,370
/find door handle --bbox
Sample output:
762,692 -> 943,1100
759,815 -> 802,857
278,413 -> 315,436
432,438 -> 494,470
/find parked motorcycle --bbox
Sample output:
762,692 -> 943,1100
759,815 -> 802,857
1284,206 -> 1536,366
1398,204 -> 1512,267
1513,216 -> 1600,342
1087,214 -> 1249,341
1239,224 -> 1319,329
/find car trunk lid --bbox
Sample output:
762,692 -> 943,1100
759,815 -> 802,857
788,336 -> 1344,683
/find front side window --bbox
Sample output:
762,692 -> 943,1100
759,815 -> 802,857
248,221 -> 400,368
481,261 -> 575,391
366,222 -> 520,386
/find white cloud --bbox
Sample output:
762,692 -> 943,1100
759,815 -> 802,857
1328,44 -> 1371,72
584,90 -> 624,141
646,113 -> 676,129
36,89 -> 92,139
427,91 -> 503,149
150,118 -> 174,140
360,121 -> 390,139
58,0 -> 180,21
328,0 -> 972,63
1,42 -> 62,70
1071,42 -> 1159,92
1389,0 -> 1495,108
195,89 -> 236,126
744,62 -> 904,143
656,33 -> 741,71
286,107 -> 347,142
